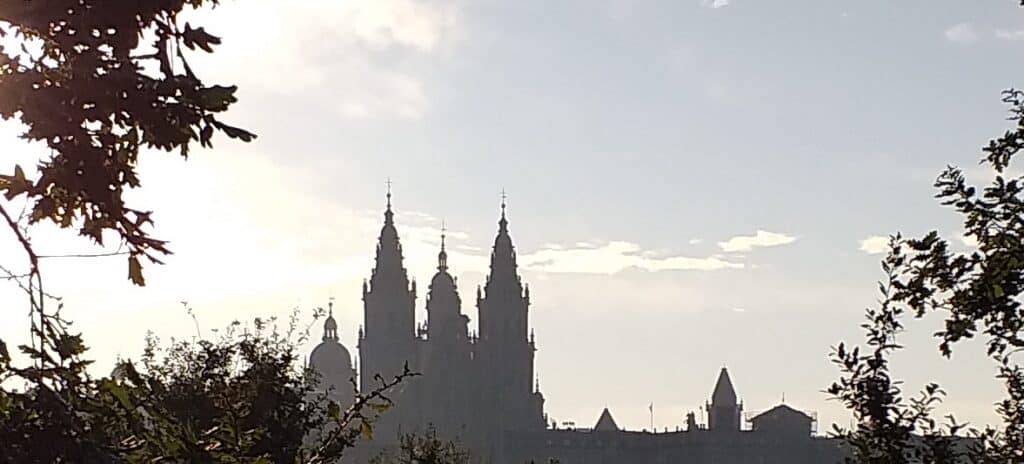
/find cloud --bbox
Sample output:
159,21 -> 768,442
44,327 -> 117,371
345,0 -> 458,52
183,0 -> 460,120
701,0 -> 730,8
858,236 -> 889,255
945,23 -> 979,44
520,241 -> 743,274
717,230 -> 796,253
995,29 -> 1024,41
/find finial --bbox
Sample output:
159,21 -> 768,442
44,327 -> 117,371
500,188 -> 507,217
328,296 -> 335,317
385,178 -> 393,209
438,220 -> 449,272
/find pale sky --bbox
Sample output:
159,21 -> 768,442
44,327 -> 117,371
2,0 -> 1023,434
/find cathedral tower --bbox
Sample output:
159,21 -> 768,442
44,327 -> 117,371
476,198 -> 545,433
422,229 -> 473,435
707,367 -> 743,432
359,189 -> 418,394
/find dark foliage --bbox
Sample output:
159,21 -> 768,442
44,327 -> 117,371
0,0 -> 254,285
0,309 -> 412,463
370,428 -> 472,464
830,88 -> 1024,462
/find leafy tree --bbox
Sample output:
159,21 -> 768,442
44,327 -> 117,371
830,85 -> 1024,462
0,0 -> 254,286
0,309 -> 413,463
369,428 -> 471,464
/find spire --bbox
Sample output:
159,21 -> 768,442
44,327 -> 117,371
499,188 -> 508,233
594,408 -> 620,432
323,298 -> 338,342
488,191 -> 519,285
437,220 -> 448,272
712,367 -> 738,406
385,177 -> 391,224
370,182 -> 409,290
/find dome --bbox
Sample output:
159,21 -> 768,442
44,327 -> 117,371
430,269 -> 456,291
309,302 -> 356,392
309,339 -> 353,376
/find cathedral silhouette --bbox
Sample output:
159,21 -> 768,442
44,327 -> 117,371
308,192 -> 845,464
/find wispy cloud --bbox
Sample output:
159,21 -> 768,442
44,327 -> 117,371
858,235 -> 889,255
701,0 -> 730,9
718,230 -> 796,253
995,29 -> 1024,41
521,241 -> 743,274
185,0 -> 460,120
945,23 -> 979,44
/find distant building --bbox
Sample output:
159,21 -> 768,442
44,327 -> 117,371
312,192 -> 846,463
309,305 -> 357,412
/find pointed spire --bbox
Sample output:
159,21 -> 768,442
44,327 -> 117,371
499,188 -> 508,232
487,191 -> 520,286
712,367 -> 738,406
437,220 -> 448,272
370,182 -> 410,291
384,178 -> 394,224
594,408 -> 620,431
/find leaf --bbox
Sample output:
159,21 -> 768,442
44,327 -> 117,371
0,164 -> 30,199
198,85 -> 238,112
327,401 -> 340,420
128,255 -> 146,286
212,120 -> 256,142
182,23 -> 222,53
360,420 -> 374,440
102,380 -> 133,410
200,123 -> 213,148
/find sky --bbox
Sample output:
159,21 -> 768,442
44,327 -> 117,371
2,0 -> 1024,434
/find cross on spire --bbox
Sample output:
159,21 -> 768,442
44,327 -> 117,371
438,219 -> 449,272
500,188 -> 508,222
440,219 -> 447,251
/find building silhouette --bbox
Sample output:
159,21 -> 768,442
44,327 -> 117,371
310,192 -> 846,463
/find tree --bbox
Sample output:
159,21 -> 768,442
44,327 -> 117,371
369,428 -> 471,464
0,0 -> 254,286
0,309 -> 414,463
830,89 -> 1024,462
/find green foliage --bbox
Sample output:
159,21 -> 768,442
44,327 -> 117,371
828,242 -> 967,464
0,0 -> 255,285
370,428 -> 471,464
831,88 -> 1024,462
0,310 -> 411,463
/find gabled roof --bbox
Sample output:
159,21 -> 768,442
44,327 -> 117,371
750,404 -> 812,423
594,407 -> 619,431
712,367 -> 737,405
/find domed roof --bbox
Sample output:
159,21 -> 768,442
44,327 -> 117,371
309,302 -> 354,375
430,268 -> 456,291
310,339 -> 353,373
